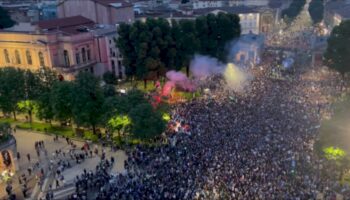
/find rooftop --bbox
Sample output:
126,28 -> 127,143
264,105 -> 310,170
33,15 -> 95,35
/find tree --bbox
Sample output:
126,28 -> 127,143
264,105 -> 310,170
36,68 -> 58,122
0,68 -> 25,120
22,70 -> 41,123
17,100 -> 37,124
129,103 -> 166,139
103,84 -> 116,97
324,20 -> 350,76
107,114 -> 131,139
282,0 -> 306,22
50,81 -> 74,124
71,72 -> 105,134
103,71 -> 118,85
0,6 -> 15,29
309,0 -> 324,24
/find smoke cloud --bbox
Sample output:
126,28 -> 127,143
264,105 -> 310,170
189,54 -> 250,91
162,70 -> 196,96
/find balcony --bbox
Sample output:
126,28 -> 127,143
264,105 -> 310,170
55,60 -> 97,74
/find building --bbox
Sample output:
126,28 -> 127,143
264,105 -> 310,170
57,0 -> 135,25
193,0 -> 225,9
230,33 -> 264,65
0,16 -> 124,79
194,7 -> 261,34
0,0 -> 58,23
324,0 -> 350,30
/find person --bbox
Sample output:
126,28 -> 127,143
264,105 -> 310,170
6,184 -> 12,196
16,152 -> 20,160
26,153 -> 31,162
22,184 -> 28,198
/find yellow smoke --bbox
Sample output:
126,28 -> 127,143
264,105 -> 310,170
223,63 -> 248,91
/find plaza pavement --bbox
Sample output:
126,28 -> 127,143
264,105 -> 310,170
0,129 -> 127,200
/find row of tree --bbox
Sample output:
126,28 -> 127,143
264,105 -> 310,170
308,0 -> 324,24
282,0 -> 306,23
0,67 -> 166,139
116,13 -> 241,79
324,20 -> 350,77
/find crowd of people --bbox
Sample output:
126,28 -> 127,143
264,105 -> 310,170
66,60 -> 350,200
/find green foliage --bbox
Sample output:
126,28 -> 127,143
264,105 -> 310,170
103,84 -> 116,97
103,71 -> 118,84
323,147 -> 346,161
117,13 -> 241,79
308,0 -> 324,24
0,6 -> 15,29
17,100 -> 38,123
50,81 -> 74,122
282,0 -> 306,22
35,68 -> 58,121
71,72 -> 105,134
324,20 -> 350,75
108,115 -> 131,136
129,103 -> 166,139
0,67 -> 25,118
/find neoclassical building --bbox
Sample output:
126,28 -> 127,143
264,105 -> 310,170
0,16 -> 124,79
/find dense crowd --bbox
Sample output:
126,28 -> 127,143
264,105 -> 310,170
67,63 -> 350,200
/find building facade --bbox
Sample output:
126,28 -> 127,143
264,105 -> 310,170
0,16 -> 124,80
57,0 -> 135,25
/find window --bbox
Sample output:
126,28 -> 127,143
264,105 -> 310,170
82,48 -> 86,63
111,60 -> 115,73
3,49 -> 10,63
64,50 -> 70,67
26,50 -> 32,65
15,50 -> 21,64
118,64 -> 122,79
87,49 -> 91,61
76,52 -> 80,65
38,52 -> 45,66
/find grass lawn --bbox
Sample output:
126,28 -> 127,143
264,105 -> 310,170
14,121 -> 99,142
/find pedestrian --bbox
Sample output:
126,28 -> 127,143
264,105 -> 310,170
56,179 -> 60,188
26,153 -> 30,162
27,167 -> 32,176
16,152 -> 20,160
5,184 -> 12,196
22,184 -> 27,198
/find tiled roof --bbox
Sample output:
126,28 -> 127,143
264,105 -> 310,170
94,0 -> 133,8
33,15 -> 95,35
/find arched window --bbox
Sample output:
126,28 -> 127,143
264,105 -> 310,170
82,48 -> 86,63
26,50 -> 32,65
64,50 -> 70,67
38,52 -> 45,67
3,49 -> 10,63
15,50 -> 21,64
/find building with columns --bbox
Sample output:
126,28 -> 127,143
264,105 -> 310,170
0,16 -> 124,80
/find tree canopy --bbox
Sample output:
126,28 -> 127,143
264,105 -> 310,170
71,72 -> 105,134
282,0 -> 306,22
308,0 -> 324,24
0,67 -> 25,119
117,13 -> 241,79
324,20 -> 350,76
0,6 -> 15,29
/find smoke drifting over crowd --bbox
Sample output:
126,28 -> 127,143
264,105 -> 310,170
190,55 -> 250,91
